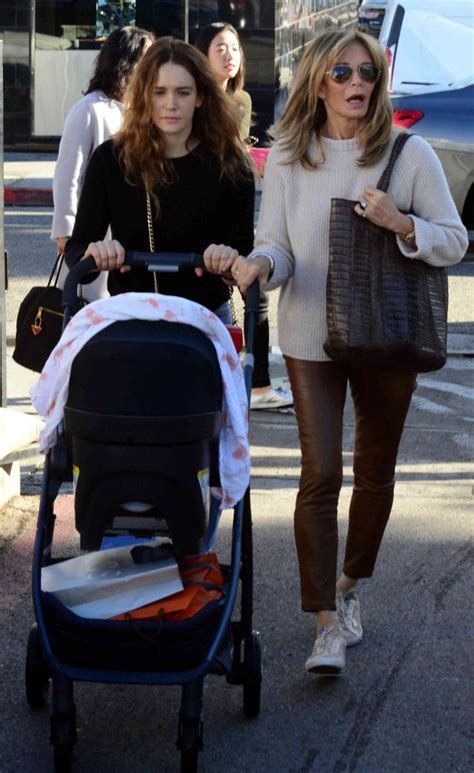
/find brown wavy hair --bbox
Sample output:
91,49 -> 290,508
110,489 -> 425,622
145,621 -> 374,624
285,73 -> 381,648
273,29 -> 393,168
115,37 -> 252,207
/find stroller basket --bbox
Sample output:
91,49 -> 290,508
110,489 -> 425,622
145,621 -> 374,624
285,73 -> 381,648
42,592 -> 231,675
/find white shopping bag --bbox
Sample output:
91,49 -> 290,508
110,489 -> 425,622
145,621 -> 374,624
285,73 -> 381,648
41,541 -> 183,619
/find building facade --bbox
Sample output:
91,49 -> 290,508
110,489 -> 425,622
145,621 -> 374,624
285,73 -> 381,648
1,1 -> 357,147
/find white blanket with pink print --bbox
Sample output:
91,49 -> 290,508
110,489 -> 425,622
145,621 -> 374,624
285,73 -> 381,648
30,293 -> 250,509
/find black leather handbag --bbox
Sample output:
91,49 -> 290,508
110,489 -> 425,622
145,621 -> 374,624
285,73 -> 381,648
323,133 -> 448,373
13,253 -> 85,373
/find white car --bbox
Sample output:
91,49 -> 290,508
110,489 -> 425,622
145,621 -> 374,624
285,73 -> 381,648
379,0 -> 474,95
379,0 -> 474,229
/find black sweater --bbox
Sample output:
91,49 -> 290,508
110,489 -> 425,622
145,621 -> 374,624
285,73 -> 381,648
65,140 -> 255,311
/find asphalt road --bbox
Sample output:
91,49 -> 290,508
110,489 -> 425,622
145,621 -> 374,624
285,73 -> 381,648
0,207 -> 473,772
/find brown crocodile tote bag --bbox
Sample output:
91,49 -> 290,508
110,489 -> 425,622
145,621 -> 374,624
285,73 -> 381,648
323,133 -> 448,373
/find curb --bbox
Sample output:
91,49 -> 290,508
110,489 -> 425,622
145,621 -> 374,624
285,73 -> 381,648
4,187 -> 53,207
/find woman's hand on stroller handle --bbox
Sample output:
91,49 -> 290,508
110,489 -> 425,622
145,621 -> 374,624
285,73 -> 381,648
84,239 -> 131,274
195,243 -> 240,280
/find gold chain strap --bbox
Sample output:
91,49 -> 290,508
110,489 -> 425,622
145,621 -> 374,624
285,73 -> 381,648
229,287 -> 238,325
146,191 -> 158,293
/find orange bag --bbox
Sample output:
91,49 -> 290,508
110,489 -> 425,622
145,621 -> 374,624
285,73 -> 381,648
111,552 -> 224,622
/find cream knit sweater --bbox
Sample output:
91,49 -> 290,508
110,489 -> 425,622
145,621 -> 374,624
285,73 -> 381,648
249,130 -> 468,361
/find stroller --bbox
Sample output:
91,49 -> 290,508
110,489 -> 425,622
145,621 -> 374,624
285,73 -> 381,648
25,253 -> 262,772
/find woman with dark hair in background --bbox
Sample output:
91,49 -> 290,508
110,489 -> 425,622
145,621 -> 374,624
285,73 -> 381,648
65,37 -> 255,316
195,22 -> 293,410
51,25 -> 154,299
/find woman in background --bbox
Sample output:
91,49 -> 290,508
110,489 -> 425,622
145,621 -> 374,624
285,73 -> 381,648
195,22 -> 293,410
52,25 -> 154,299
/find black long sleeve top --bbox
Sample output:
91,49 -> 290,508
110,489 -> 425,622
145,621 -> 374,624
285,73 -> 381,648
65,139 -> 255,312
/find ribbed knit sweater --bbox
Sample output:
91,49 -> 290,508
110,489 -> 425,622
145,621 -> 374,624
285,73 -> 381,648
249,130 -> 468,361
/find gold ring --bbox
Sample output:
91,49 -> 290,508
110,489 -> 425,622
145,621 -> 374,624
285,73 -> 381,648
233,269 -> 240,276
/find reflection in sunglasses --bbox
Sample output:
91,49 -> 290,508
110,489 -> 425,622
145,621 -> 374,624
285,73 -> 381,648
325,64 -> 380,84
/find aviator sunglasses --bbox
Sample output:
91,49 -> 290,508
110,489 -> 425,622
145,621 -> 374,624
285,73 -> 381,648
325,63 -> 380,84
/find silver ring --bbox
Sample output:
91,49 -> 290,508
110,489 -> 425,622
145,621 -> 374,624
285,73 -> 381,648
360,200 -> 367,210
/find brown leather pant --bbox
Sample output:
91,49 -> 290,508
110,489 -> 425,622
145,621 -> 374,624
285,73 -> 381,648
285,357 -> 417,613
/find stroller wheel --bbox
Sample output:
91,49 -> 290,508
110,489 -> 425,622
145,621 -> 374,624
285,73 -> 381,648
25,623 -> 50,709
243,631 -> 262,718
54,744 -> 73,773
180,745 -> 199,773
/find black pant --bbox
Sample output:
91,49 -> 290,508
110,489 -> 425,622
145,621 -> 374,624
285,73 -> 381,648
285,357 -> 417,612
244,288 -> 270,388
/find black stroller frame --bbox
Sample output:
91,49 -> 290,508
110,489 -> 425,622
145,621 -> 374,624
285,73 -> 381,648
26,254 -> 262,772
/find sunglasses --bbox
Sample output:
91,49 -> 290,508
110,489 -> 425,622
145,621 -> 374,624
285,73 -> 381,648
325,64 -> 380,84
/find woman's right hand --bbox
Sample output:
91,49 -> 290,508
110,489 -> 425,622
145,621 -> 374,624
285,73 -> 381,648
83,239 -> 130,273
231,255 -> 272,293
55,236 -> 69,254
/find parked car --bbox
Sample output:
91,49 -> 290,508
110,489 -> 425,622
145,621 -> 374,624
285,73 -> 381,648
379,0 -> 474,94
380,1 -> 474,228
391,83 -> 474,229
358,0 -> 388,37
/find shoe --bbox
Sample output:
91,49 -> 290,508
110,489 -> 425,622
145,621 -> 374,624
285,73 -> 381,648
250,385 -> 293,410
305,625 -> 346,675
336,589 -> 363,647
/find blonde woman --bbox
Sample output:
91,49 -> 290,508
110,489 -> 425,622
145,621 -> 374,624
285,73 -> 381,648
230,29 -> 467,675
65,37 -> 254,314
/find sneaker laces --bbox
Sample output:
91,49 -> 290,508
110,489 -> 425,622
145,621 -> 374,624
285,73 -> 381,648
337,592 -> 357,631
314,625 -> 343,655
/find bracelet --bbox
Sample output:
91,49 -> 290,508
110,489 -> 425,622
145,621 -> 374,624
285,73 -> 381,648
402,229 -> 416,247
247,253 -> 275,280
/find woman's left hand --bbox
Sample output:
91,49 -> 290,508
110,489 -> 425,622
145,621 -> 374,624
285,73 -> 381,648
196,243 -> 240,280
354,187 -> 410,234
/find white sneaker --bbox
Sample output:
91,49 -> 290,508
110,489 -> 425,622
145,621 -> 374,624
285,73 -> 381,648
305,625 -> 346,675
250,385 -> 293,410
336,589 -> 363,647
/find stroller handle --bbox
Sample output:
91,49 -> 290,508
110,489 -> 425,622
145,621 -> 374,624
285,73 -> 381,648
125,250 -> 204,270
63,253 -> 260,314
63,253 -> 205,307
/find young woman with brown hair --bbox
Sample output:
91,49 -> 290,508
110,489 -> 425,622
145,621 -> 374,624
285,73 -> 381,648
65,37 -> 255,313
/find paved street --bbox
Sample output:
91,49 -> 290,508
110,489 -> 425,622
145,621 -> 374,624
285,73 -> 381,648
0,203 -> 473,772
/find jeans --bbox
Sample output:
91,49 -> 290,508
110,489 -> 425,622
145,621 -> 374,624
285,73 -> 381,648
285,357 -> 417,612
214,300 -> 233,325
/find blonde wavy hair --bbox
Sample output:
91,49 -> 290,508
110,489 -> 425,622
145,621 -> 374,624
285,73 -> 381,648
273,29 -> 393,168
115,37 -> 251,208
